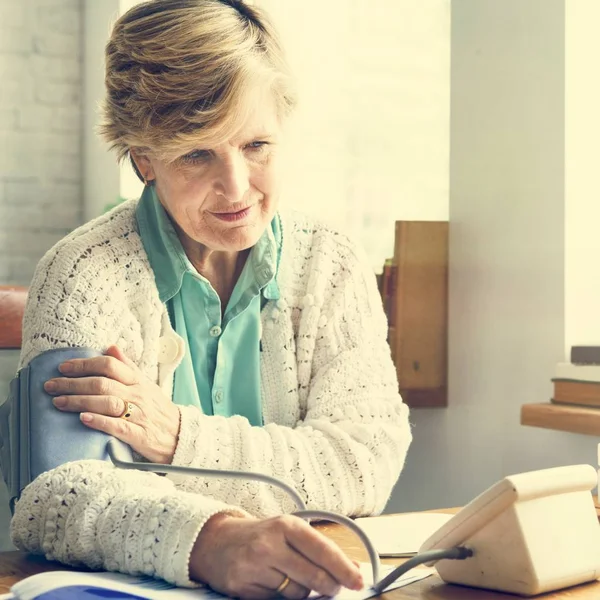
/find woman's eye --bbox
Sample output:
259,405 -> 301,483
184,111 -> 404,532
179,142 -> 270,164
246,141 -> 269,151
180,149 -> 211,163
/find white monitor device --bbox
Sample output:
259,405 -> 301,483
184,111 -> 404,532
419,464 -> 600,596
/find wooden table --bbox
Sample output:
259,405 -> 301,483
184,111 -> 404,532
1,507 -> 600,598
315,506 -> 600,598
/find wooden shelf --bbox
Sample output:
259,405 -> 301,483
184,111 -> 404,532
521,402 -> 600,436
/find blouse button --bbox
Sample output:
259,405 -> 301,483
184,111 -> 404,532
209,325 -> 222,338
158,336 -> 179,363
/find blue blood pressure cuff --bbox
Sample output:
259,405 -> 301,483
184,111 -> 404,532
0,347 -> 132,512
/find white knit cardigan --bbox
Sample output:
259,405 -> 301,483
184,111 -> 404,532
10,200 -> 412,586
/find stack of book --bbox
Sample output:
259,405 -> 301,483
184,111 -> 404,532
377,258 -> 397,350
552,346 -> 600,408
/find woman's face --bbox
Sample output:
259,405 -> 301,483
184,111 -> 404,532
133,97 -> 284,254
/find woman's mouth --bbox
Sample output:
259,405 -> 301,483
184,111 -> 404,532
211,206 -> 253,222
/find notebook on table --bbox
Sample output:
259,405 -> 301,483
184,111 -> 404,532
354,512 -> 454,557
0,562 -> 434,600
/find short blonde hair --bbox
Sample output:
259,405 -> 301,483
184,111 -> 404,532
99,0 -> 296,164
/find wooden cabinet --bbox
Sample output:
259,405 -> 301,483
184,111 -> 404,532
387,222 -> 449,408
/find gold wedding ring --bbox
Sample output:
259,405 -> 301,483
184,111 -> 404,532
276,576 -> 291,595
119,401 -> 135,420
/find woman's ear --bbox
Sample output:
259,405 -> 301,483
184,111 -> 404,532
129,149 -> 155,183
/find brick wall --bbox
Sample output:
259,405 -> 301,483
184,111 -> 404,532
0,0 -> 83,550
0,0 -> 83,286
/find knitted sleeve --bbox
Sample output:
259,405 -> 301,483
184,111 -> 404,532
10,460 -> 245,586
170,239 -> 412,517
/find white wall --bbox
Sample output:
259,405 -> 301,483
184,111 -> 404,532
259,0 -> 450,270
387,0 -> 599,514
83,0 -> 120,220
564,1 -> 600,356
83,0 -> 156,212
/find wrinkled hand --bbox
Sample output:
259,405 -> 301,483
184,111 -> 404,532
189,513 -> 364,599
44,345 -> 180,464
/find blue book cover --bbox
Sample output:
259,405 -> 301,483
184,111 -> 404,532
6,571 -> 226,600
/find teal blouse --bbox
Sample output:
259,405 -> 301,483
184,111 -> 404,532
135,186 -> 281,426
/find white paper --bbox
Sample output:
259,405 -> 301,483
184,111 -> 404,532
321,563 -> 434,600
9,562 -> 433,600
11,571 -> 222,599
354,512 -> 453,557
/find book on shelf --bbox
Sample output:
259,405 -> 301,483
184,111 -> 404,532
553,362 -> 600,383
388,325 -> 397,363
551,361 -> 600,407
378,258 -> 396,341
380,259 -> 391,301
375,272 -> 383,297
551,379 -> 600,408
570,346 -> 600,365
386,263 -> 397,328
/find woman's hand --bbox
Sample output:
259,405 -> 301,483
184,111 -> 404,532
43,345 -> 180,464
190,513 -> 364,599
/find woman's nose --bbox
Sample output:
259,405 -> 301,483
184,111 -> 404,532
214,154 -> 250,203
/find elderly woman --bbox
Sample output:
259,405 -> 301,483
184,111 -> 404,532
10,0 -> 411,597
